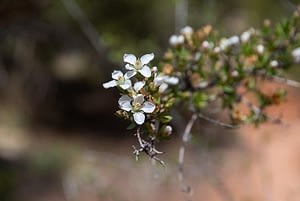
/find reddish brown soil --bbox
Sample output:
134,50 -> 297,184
3,84 -> 300,201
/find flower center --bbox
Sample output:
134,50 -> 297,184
135,60 -> 142,69
117,76 -> 124,84
133,102 -> 142,111
128,89 -> 136,97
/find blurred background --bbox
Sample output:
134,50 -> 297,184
1,0 -> 300,201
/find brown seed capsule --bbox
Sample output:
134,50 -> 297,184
163,63 -> 174,75
203,25 -> 212,35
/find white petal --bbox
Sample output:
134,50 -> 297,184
164,76 -> 179,85
159,83 -> 168,93
120,101 -> 132,112
103,80 -> 117,88
133,112 -> 145,125
120,79 -> 132,90
111,70 -> 123,80
169,35 -> 178,46
228,35 -> 239,45
133,94 -> 144,105
164,125 -> 172,135
292,47 -> 300,57
125,64 -> 135,70
138,66 -> 151,78
124,70 -> 136,79
241,31 -> 250,42
141,101 -> 155,113
220,38 -> 229,50
123,54 -> 137,65
256,44 -> 264,54
154,75 -> 165,86
177,35 -> 185,44
134,81 -> 145,92
180,26 -> 193,36
292,47 -> 300,63
270,60 -> 279,67
140,53 -> 154,65
118,95 -> 132,106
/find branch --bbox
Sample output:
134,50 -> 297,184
197,112 -> 240,129
60,0 -> 114,75
241,97 -> 288,126
132,127 -> 165,167
178,113 -> 198,199
268,75 -> 300,88
61,0 -> 106,55
182,113 -> 198,143
280,0 -> 297,12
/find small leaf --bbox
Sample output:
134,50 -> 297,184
126,123 -> 137,130
160,115 -> 173,123
223,86 -> 234,94
193,92 -> 208,109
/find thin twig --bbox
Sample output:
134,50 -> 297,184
241,97 -> 288,126
182,113 -> 198,142
60,0 -> 114,75
178,113 -> 198,198
132,127 -> 166,168
280,0 -> 297,12
268,75 -> 300,88
61,0 -> 107,55
197,112 -> 240,129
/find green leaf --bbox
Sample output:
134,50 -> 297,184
126,123 -> 137,130
223,86 -> 234,94
193,92 -> 208,109
160,115 -> 173,123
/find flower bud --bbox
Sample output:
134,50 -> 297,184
163,125 -> 173,136
292,47 -> 300,63
152,66 -> 158,72
169,35 -> 184,46
180,26 -> 194,37
270,60 -> 279,67
256,44 -> 264,54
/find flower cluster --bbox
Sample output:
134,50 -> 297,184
103,53 -> 179,129
162,9 -> 300,125
103,7 -> 300,162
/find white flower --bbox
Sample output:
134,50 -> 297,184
118,94 -> 156,125
154,74 -> 179,93
103,70 -> 132,89
231,70 -> 239,77
123,53 -> 154,78
202,40 -> 214,49
256,44 -> 264,54
220,38 -> 230,50
270,60 -> 279,67
240,28 -> 255,43
220,36 -> 239,50
127,81 -> 145,97
292,47 -> 300,63
228,35 -> 239,45
214,46 -> 221,53
180,26 -> 194,37
241,31 -> 250,43
169,35 -> 185,46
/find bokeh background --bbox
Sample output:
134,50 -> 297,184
1,0 -> 300,201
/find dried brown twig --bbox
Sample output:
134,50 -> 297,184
132,127 -> 165,167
